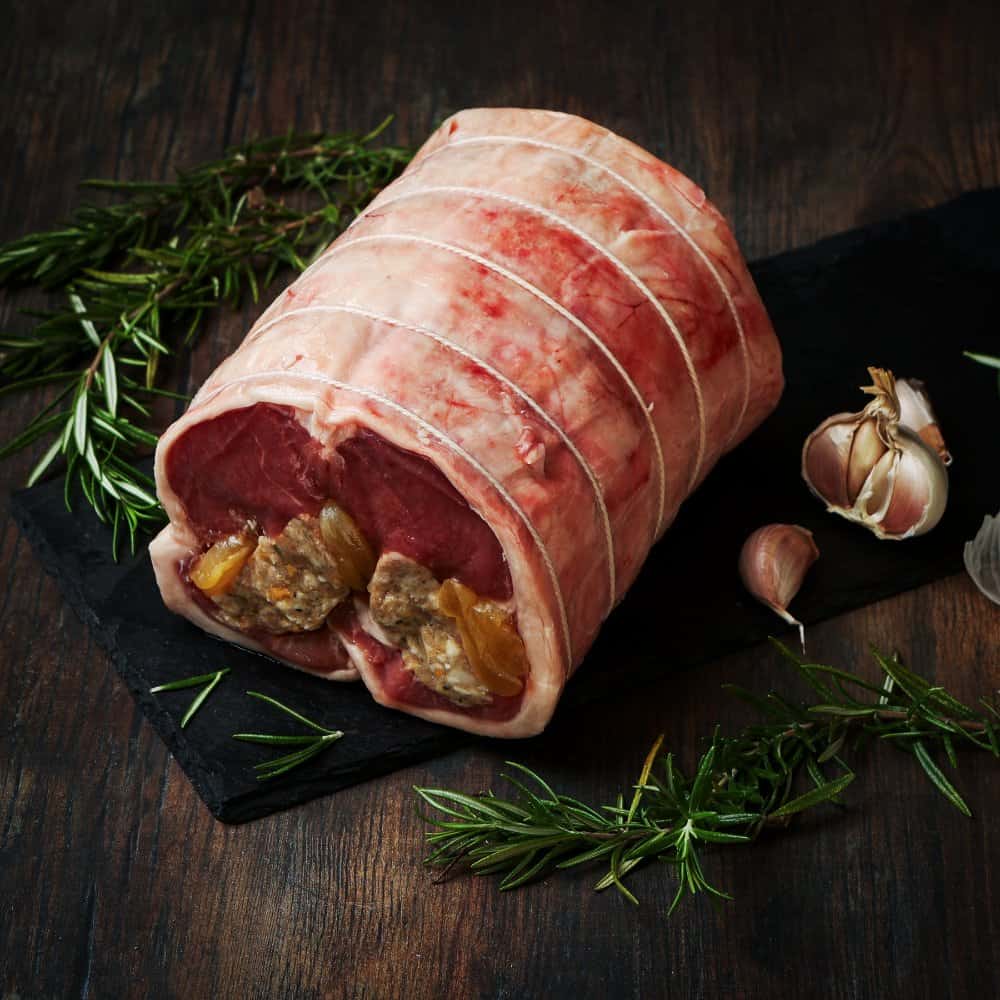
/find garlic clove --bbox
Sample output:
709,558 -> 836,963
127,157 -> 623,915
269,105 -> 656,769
896,377 -> 951,466
859,449 -> 897,521
846,417 -> 888,504
801,367 -> 949,540
964,512 -> 1000,605
879,432 -> 947,537
802,415 -> 855,508
739,524 -> 819,649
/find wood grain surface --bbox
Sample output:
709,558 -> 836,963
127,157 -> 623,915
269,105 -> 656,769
1,1 -> 998,997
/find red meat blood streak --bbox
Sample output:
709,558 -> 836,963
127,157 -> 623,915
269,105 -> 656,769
168,403 -> 517,697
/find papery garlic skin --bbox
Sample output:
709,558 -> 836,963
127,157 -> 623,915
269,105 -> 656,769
964,512 -> 1000,606
739,523 -> 819,648
802,368 -> 949,540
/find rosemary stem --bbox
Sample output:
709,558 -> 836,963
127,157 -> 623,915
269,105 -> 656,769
779,710 -> 987,740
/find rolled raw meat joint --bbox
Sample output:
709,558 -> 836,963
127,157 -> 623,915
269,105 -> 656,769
151,108 -> 784,737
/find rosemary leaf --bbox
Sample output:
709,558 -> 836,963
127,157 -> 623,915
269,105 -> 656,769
180,670 -> 228,729
69,292 -> 101,347
964,350 -> 1000,370
245,690 -> 336,734
770,773 -> 855,818
26,438 -> 63,488
150,670 -> 226,692
231,733 -> 319,746
150,667 -> 230,729
911,739 -> 972,817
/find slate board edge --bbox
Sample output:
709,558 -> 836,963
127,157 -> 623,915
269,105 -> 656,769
748,186 -> 1000,282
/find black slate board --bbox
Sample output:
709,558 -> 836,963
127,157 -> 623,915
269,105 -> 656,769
11,190 -> 1000,823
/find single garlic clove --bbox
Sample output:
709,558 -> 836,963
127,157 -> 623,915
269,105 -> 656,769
846,417 -> 888,504
896,377 -> 951,466
879,431 -> 947,537
739,524 -> 819,650
859,448 -> 898,521
964,512 -> 1000,605
801,367 -> 949,540
802,415 -> 855,508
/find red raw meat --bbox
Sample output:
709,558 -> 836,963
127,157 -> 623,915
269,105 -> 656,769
151,108 -> 783,736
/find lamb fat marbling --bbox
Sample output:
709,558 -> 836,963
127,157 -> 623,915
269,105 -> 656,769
150,108 -> 784,737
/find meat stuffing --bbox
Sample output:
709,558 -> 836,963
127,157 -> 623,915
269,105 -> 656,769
208,515 -> 349,634
191,508 -> 503,707
368,552 -> 493,706
151,108 -> 784,737
367,551 -> 441,642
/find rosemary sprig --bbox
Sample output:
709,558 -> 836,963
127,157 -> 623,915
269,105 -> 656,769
150,667 -> 230,728
416,642 -> 999,914
232,691 -> 344,780
0,119 -> 412,554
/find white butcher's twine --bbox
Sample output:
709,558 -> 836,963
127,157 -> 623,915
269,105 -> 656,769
241,302 -> 618,611
365,184 -> 707,495
305,233 -> 668,538
396,133 -> 753,453
192,370 -> 574,669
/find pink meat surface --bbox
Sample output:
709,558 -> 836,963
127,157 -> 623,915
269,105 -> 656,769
150,108 -> 783,737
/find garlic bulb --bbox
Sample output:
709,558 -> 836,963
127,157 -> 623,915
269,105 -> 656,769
739,523 -> 819,649
964,512 -> 1000,605
801,368 -> 949,540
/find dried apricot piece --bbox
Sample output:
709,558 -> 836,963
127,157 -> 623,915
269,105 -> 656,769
438,578 -> 528,696
190,534 -> 256,597
319,502 -> 376,591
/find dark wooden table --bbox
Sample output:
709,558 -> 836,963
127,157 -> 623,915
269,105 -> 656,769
2,2 -> 998,997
